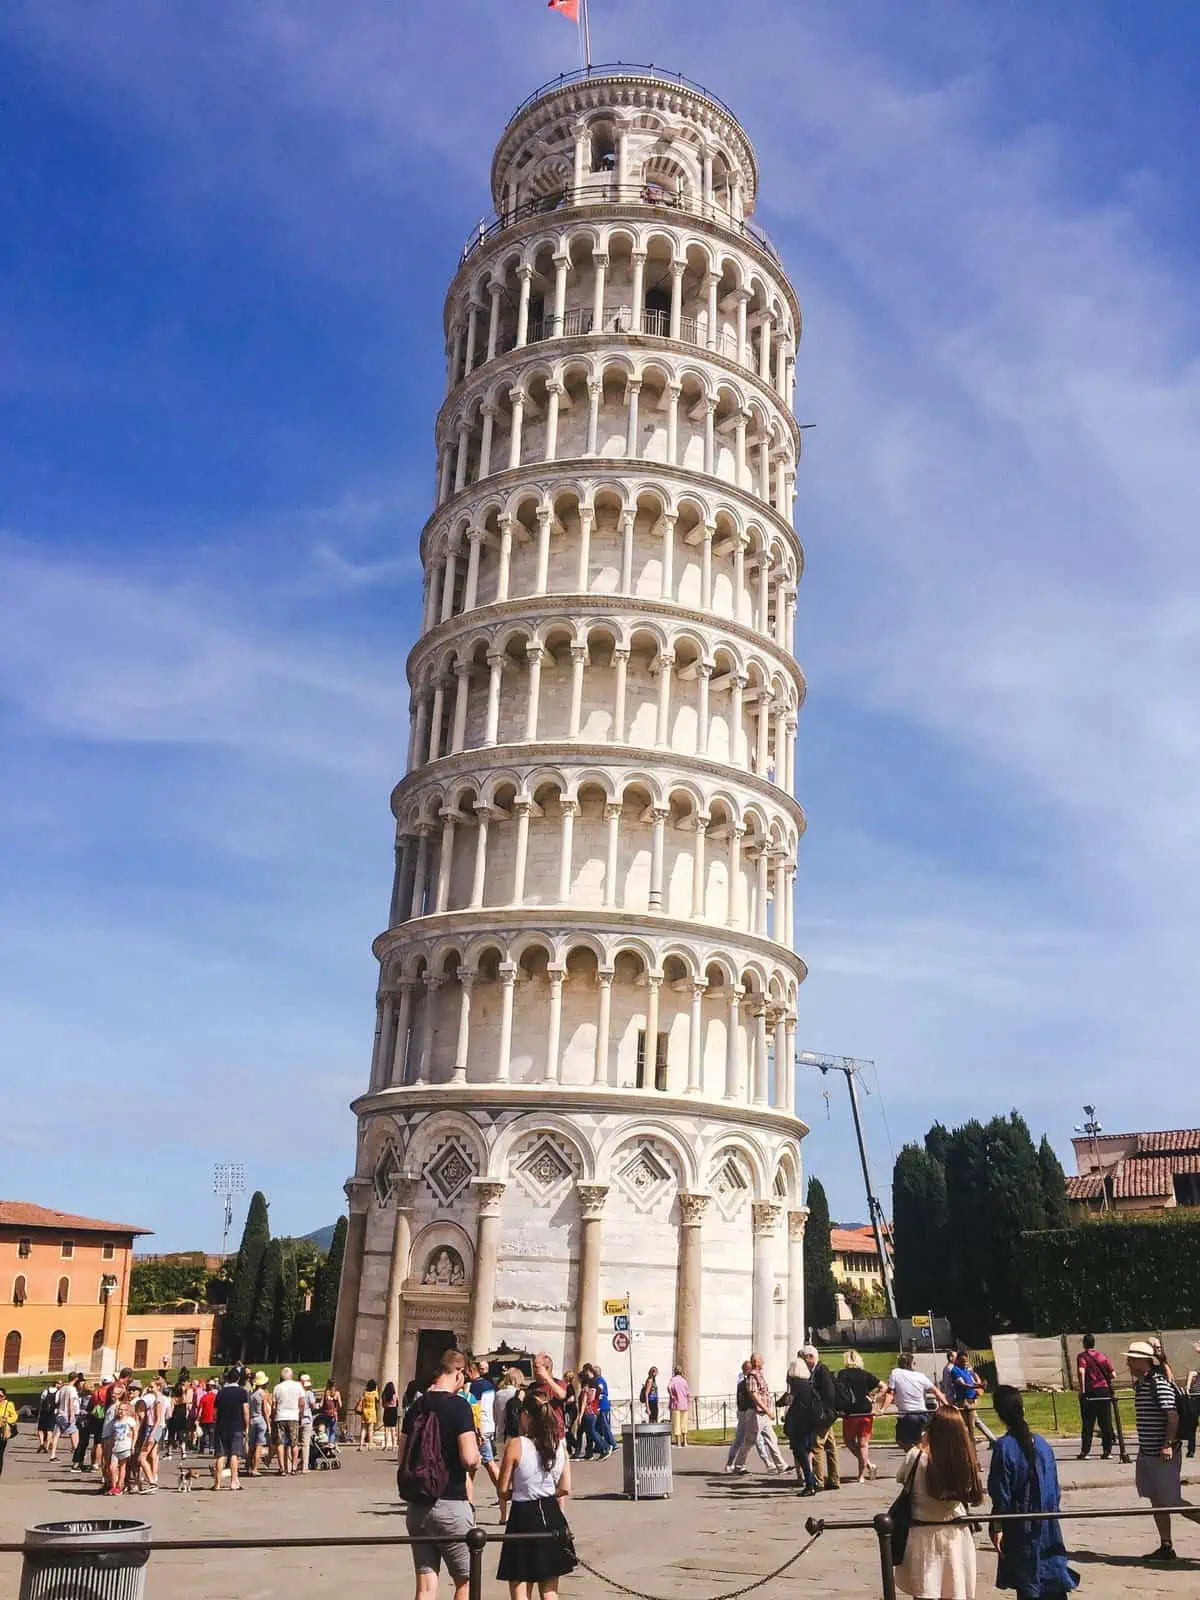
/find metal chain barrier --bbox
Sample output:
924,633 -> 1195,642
572,1524 -> 826,1600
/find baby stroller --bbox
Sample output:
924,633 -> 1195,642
309,1420 -> 342,1470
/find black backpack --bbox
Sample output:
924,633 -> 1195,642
1172,1382 -> 1199,1443
396,1399 -> 449,1504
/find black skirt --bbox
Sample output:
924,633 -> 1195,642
382,1406 -> 399,1428
497,1496 -> 577,1583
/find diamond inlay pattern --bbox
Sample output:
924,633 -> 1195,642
423,1139 -> 476,1205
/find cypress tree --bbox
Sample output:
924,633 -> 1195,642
253,1238 -> 283,1360
979,1112 -> 1046,1333
310,1215 -> 347,1360
1037,1135 -> 1070,1230
892,1143 -> 947,1316
804,1176 -> 837,1330
224,1191 -> 270,1359
941,1120 -> 990,1340
275,1243 -> 301,1359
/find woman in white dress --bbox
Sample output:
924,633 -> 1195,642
895,1406 -> 982,1600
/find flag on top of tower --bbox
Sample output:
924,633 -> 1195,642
548,0 -> 579,20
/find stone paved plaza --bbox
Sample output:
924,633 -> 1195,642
1,1433 -> 1198,1599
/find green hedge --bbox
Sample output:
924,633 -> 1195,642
1017,1214 -> 1200,1333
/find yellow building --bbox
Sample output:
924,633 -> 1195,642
2,1201 -> 223,1377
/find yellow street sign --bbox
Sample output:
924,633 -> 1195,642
603,1296 -> 629,1316
911,1315 -> 931,1328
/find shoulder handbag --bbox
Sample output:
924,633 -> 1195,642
887,1456 -> 921,1565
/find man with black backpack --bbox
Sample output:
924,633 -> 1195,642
397,1350 -> 480,1600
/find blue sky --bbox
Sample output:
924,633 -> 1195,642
3,2 -> 1199,1251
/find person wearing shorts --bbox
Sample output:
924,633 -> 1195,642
50,1376 -> 80,1462
272,1366 -> 303,1475
837,1350 -> 883,1482
212,1370 -> 249,1491
298,1374 -> 316,1472
247,1373 -> 272,1475
401,1349 -> 479,1600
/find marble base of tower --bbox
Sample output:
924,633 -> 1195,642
337,1091 -> 807,1402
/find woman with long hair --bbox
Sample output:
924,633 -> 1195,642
380,1380 -> 399,1451
895,1406 -> 982,1599
497,1391 -> 577,1600
988,1386 -> 1077,1600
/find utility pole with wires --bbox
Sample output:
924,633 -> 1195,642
797,1053 -> 898,1321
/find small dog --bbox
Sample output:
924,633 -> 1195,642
177,1465 -> 195,1493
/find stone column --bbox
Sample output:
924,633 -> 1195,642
686,980 -> 706,1094
585,381 -> 601,455
379,1177 -> 416,1395
619,510 -> 635,593
644,973 -> 661,1083
515,265 -> 533,348
655,652 -> 674,747
691,813 -> 709,916
435,810 -> 457,912
524,645 -> 544,740
787,1208 -> 809,1355
410,827 -> 433,920
669,260 -> 685,340
734,411 -> 748,487
508,388 -> 525,470
469,1179 -> 507,1355
675,1193 -> 711,1384
558,798 -> 578,902
496,962 -> 517,1081
367,994 -> 385,1090
470,805 -> 492,908
534,510 -> 552,594
567,646 -> 587,738
572,122 -> 587,200
463,301 -> 480,375
752,1002 -> 769,1105
594,968 -> 614,1085
603,802 -> 621,907
730,673 -> 747,765
452,968 -> 475,1083
736,291 -> 749,366
486,281 -> 502,360
705,272 -> 720,351
511,798 -> 532,903
660,514 -> 676,601
576,507 -> 593,592
390,981 -> 416,1085
724,984 -> 743,1099
415,975 -> 444,1083
591,253 -> 608,331
697,665 -> 712,757
479,404 -> 495,478
427,678 -> 447,762
544,964 -> 566,1082
330,1178 -> 372,1400
665,383 -> 680,467
701,523 -> 714,609
611,647 -> 629,740
574,1184 -> 609,1370
496,516 -> 513,601
728,822 -> 745,929
441,544 -> 460,623
784,1014 -> 797,1114
463,530 -> 483,612
648,806 -> 668,910
625,378 -> 642,458
453,423 -> 469,492
553,254 -> 569,333
484,653 -> 504,745
630,251 -> 646,325
772,1010 -> 788,1109
751,1201 -> 783,1367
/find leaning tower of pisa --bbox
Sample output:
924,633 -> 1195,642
332,65 -> 810,1404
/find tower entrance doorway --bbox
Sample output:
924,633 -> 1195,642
415,1327 -> 458,1389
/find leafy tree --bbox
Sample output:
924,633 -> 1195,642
308,1215 -> 347,1361
129,1261 -> 209,1312
224,1191 -> 270,1359
891,1144 -> 947,1316
804,1177 -> 837,1330
1037,1136 -> 1070,1230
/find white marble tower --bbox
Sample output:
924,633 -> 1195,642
333,65 -> 809,1405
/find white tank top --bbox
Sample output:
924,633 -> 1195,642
510,1436 -> 565,1502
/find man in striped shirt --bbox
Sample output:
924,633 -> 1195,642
1127,1340 -> 1199,1563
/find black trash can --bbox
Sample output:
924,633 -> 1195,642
20,1519 -> 151,1600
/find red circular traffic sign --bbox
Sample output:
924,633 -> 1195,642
612,1331 -> 631,1353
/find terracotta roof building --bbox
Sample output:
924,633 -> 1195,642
1069,1129 -> 1200,1215
831,1224 -> 886,1290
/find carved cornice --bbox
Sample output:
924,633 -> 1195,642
576,1182 -> 610,1220
471,1177 -> 507,1217
678,1192 -> 712,1227
751,1199 -> 783,1238
788,1206 -> 810,1242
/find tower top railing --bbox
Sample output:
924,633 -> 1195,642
503,62 -> 743,131
459,181 -> 782,268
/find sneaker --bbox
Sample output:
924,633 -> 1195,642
1145,1544 -> 1176,1564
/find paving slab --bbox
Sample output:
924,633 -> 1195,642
1,1435 -> 1199,1598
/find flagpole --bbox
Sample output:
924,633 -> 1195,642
582,0 -> 592,69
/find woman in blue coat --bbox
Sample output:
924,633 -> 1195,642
988,1386 -> 1079,1599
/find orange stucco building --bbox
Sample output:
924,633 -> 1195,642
2,1200 -> 150,1377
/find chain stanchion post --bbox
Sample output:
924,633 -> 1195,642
872,1514 -> 897,1600
1051,1389 -> 1059,1432
1113,1388 -> 1132,1464
466,1525 -> 487,1600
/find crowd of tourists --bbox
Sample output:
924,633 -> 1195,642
22,1364 -> 351,1493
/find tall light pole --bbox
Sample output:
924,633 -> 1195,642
797,1052 -> 899,1321
213,1163 -> 245,1257
1074,1105 -> 1109,1213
